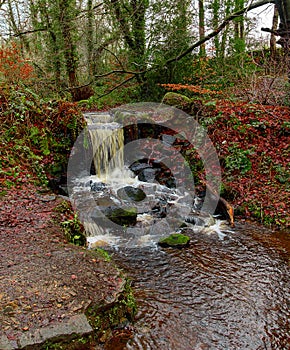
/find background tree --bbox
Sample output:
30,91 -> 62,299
1,0 -> 284,101
198,0 -> 206,57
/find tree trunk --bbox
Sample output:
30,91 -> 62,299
86,0 -> 94,78
275,0 -> 290,81
270,5 -> 279,61
198,0 -> 206,57
58,0 -> 80,100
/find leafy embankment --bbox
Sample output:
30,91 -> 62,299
206,101 -> 289,229
0,85 -> 85,193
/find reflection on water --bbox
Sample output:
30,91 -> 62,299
109,223 -> 289,350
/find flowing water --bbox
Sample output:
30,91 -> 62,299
69,110 -> 290,349
111,225 -> 289,350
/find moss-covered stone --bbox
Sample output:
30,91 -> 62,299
104,206 -> 137,226
86,279 -> 137,348
158,233 -> 190,248
163,92 -> 192,112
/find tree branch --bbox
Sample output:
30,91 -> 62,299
95,69 -> 146,78
166,0 -> 275,65
13,27 -> 48,37
261,27 -> 280,35
96,74 -> 136,99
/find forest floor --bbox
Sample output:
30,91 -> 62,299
0,184 -> 129,349
206,100 -> 289,230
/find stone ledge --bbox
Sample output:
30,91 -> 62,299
0,335 -> 17,350
17,314 -> 93,350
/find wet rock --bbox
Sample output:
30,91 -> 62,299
129,161 -> 150,175
117,186 -> 146,202
185,213 -> 215,227
104,206 -> 137,226
151,202 -> 167,218
96,196 -> 118,207
158,233 -> 190,248
138,168 -> 159,182
91,181 -> 107,192
156,172 -> 176,188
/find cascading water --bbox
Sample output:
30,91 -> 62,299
85,112 -> 125,180
70,110 -> 230,248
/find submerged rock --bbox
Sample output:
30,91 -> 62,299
117,186 -> 146,202
158,233 -> 190,248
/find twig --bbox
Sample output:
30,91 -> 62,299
96,75 -> 136,99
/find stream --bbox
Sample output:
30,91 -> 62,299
67,106 -> 289,349
111,224 -> 289,350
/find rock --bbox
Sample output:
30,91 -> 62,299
156,172 -> 176,188
104,206 -> 137,226
91,181 -> 107,192
158,233 -> 190,248
117,186 -> 146,202
129,161 -> 150,175
138,168 -> 159,182
0,335 -> 16,350
163,92 -> 192,112
185,212 -> 215,227
162,134 -> 176,146
18,314 -> 93,349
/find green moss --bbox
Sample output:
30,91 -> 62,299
42,335 -> 96,349
53,200 -> 87,246
94,248 -> 111,262
86,279 -> 137,342
104,206 -> 137,226
158,233 -> 190,248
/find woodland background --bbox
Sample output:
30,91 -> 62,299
0,0 -> 289,229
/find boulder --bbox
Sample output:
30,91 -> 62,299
163,92 -> 192,113
117,186 -> 146,202
104,206 -> 137,226
158,233 -> 190,248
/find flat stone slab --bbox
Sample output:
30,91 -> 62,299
18,314 -> 93,349
0,335 -> 17,350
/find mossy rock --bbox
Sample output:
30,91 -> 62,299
163,92 -> 192,112
158,233 -> 190,248
104,206 -> 137,226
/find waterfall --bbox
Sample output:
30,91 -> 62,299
85,112 -> 124,180
70,110 -> 225,248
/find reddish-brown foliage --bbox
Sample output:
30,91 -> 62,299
206,100 -> 289,229
0,43 -> 34,84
